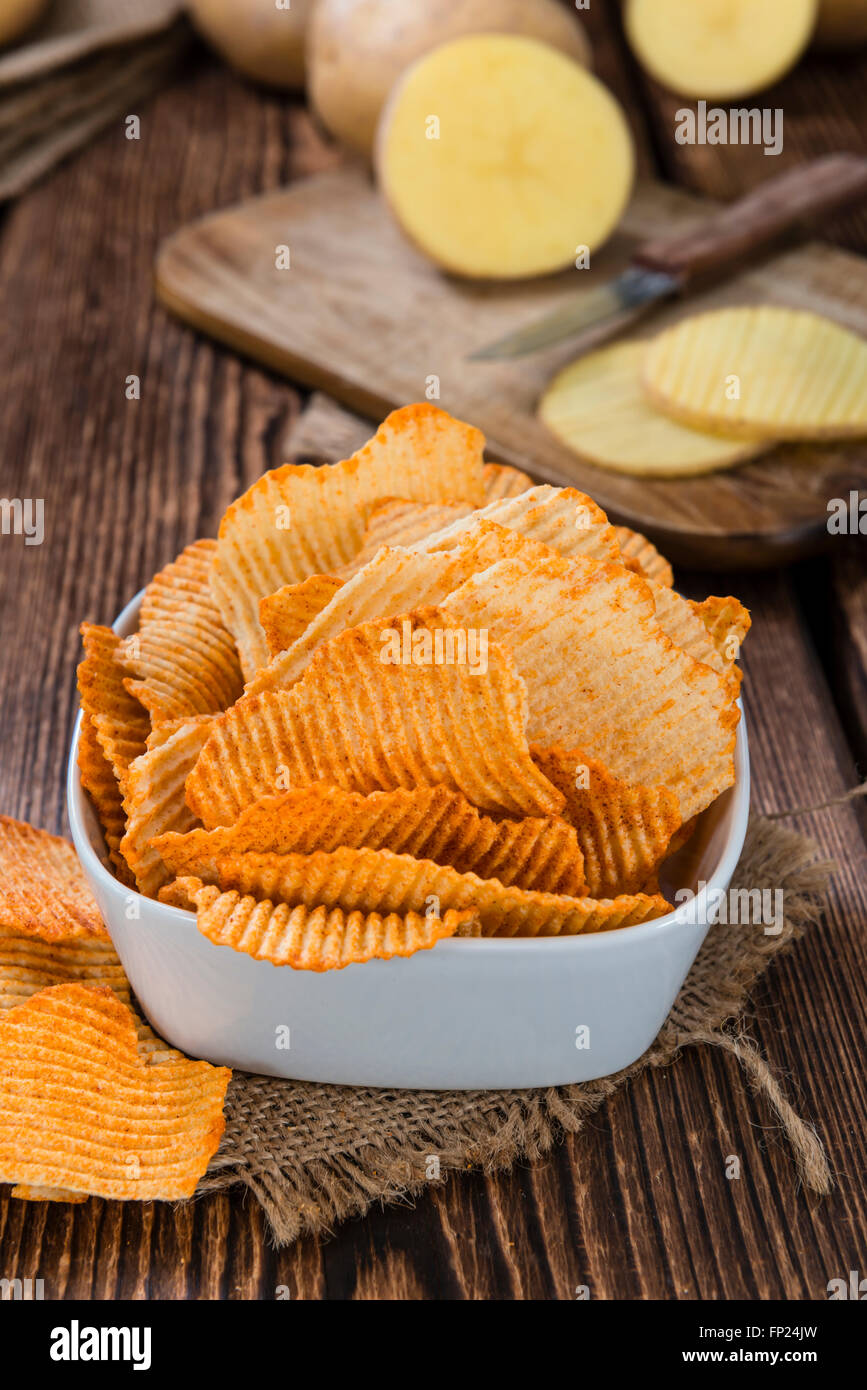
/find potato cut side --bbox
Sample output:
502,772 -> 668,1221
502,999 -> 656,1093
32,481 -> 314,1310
643,307 -> 867,441
624,0 -> 817,100
539,341 -> 766,477
377,34 -> 634,280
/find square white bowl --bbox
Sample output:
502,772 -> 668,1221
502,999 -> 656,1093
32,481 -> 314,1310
67,590 -> 750,1089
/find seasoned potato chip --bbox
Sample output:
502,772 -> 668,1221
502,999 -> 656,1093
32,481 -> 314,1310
540,341 -> 764,476
77,714 -> 136,887
643,307 -> 867,440
161,877 -> 478,969
650,583 -> 739,694
0,932 -> 127,1011
482,462 -> 534,502
120,716 -> 214,897
613,526 -> 674,588
338,498 -> 474,578
260,574 -> 344,660
212,403 -> 486,679
444,554 -> 738,822
171,847 -> 671,939
0,817 -> 107,942
78,623 -> 150,800
187,607 -> 563,825
531,746 -> 681,898
118,539 -> 243,722
692,595 -> 751,666
155,783 -> 586,895
0,983 -> 229,1201
418,484 -> 622,565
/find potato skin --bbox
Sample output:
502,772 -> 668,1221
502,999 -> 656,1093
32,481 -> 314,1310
813,0 -> 867,47
309,0 -> 591,159
0,0 -> 50,48
187,0 -> 314,90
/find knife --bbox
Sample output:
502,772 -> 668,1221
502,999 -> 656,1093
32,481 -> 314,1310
470,154 -> 867,361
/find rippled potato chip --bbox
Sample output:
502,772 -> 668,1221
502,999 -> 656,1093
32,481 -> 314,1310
0,817 -> 107,942
481,462 -> 534,501
417,484 -> 622,565
692,595 -> 752,666
78,623 -> 149,798
338,499 -> 474,578
77,714 -> 135,887
613,526 -> 674,588
120,716 -> 214,897
260,574 -> 344,659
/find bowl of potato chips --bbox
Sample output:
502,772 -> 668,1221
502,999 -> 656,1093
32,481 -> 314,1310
68,404 -> 750,1088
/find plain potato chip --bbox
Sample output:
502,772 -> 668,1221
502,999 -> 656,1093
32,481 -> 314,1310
540,340 -> 764,475
338,498 -> 474,578
0,817 -> 107,942
77,714 -> 136,887
120,716 -> 214,897
642,306 -> 867,440
118,539 -> 243,722
482,462 -> 534,501
531,745 -> 681,898
0,984 -> 229,1201
78,623 -> 150,797
613,526 -> 674,588
444,554 -> 738,822
160,877 -> 479,969
260,574 -> 344,660
692,595 -> 751,665
417,484 -> 622,566
212,403 -> 486,679
154,783 -> 587,895
174,847 -> 671,939
187,607 -> 563,826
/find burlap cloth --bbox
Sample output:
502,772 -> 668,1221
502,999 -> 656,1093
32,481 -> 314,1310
196,811 -> 840,1246
0,1 -> 187,200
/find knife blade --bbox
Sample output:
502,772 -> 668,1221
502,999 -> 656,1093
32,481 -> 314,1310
469,154 -> 867,362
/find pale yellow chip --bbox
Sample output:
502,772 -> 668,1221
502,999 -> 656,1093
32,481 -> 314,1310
78,623 -> 150,799
444,553 -> 739,822
0,817 -> 107,942
531,746 -> 681,898
691,596 -> 752,666
0,983 -> 230,1201
540,341 -> 766,477
161,877 -> 479,970
118,539 -> 243,722
482,462 -> 534,502
120,716 -> 215,898
187,606 -> 563,826
260,574 -> 344,660
338,498 -> 474,579
164,848 -> 671,939
643,307 -> 867,440
613,525 -> 674,588
416,484 -> 622,565
77,714 -> 136,887
154,783 -> 587,896
212,403 -> 486,679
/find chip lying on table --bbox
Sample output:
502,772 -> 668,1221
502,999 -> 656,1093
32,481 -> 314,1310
75,402 -> 748,972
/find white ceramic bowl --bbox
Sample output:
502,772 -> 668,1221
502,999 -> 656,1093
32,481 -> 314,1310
68,591 -> 750,1089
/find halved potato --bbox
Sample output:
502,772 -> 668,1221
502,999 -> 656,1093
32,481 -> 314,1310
376,34 -> 634,280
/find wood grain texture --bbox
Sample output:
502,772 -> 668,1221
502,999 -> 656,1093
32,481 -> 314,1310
154,167 -> 867,570
0,15 -> 865,1299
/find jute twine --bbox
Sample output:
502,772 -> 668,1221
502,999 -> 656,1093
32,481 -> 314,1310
197,809 -> 845,1246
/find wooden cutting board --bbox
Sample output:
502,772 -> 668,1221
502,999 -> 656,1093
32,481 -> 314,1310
155,168 -> 867,569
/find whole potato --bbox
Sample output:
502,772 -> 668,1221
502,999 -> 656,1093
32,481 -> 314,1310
0,0 -> 50,48
309,0 -> 591,159
813,0 -> 867,47
187,0 -> 314,89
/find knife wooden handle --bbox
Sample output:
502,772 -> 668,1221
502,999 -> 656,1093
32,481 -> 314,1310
634,154 -> 867,283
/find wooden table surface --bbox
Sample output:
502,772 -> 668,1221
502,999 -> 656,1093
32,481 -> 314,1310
0,7 -> 865,1300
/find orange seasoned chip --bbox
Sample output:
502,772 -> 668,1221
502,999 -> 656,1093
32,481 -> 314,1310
650,582 -> 741,698
613,526 -> 674,588
154,783 -> 586,895
120,716 -> 215,897
0,817 -> 107,942
444,553 -> 738,823
691,595 -> 751,666
118,539 -> 243,722
161,877 -> 478,969
417,484 -> 622,565
260,574 -> 344,660
338,498 -> 475,578
482,462 -> 534,501
0,931 -> 128,1012
187,607 -> 563,826
212,403 -> 486,679
0,983 -> 229,1201
78,623 -> 149,797
166,847 -> 670,939
77,714 -> 136,887
531,746 -> 681,898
